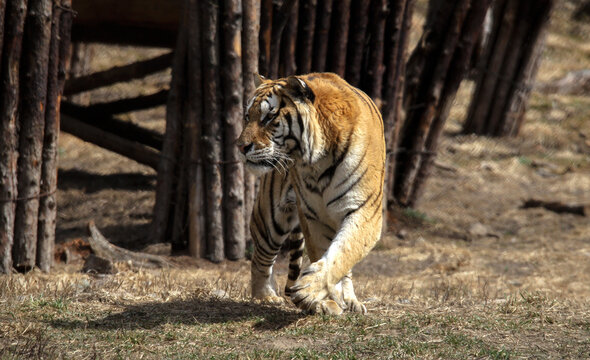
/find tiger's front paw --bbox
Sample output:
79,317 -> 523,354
290,260 -> 345,315
252,283 -> 285,305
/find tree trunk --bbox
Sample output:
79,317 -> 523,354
0,0 -> 28,274
269,0 -> 297,78
382,0 -> 414,212
37,0 -> 70,272
241,0 -> 260,250
279,0 -> 298,76
221,0 -> 245,260
151,8 -> 188,244
362,0 -> 388,100
296,0 -> 316,74
311,0 -> 332,72
259,0 -> 272,76
201,0 -> 224,262
12,0 -> 53,272
462,0 -> 553,137
327,0 -> 351,77
345,0 -> 370,87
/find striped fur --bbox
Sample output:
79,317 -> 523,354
237,73 -> 385,315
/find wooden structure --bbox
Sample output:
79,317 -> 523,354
0,0 -> 73,273
394,0 -> 493,207
462,0 -> 554,136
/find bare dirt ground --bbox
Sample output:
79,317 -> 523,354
1,1 -> 590,359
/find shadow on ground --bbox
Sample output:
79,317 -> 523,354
50,297 -> 302,331
58,169 -> 156,193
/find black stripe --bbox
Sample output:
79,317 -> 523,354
318,135 -> 352,186
290,249 -> 304,262
327,167 -> 369,207
343,194 -> 373,220
269,174 -> 288,236
333,147 -> 368,188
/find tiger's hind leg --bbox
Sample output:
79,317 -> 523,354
284,227 -> 304,298
250,171 -> 298,304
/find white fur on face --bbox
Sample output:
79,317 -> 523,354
260,93 -> 279,122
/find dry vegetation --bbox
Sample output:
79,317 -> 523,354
2,1 -> 590,359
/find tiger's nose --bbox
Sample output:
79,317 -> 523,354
238,143 -> 254,154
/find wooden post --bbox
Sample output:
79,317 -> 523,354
187,0 -> 206,258
327,0 -> 351,77
37,0 -> 71,272
221,0 -> 246,260
394,0 -> 471,207
382,0 -> 414,211
296,0 -> 316,74
311,0 -> 333,72
12,0 -> 53,272
201,0 -> 224,262
279,0 -> 298,77
362,0 -> 388,100
242,0 -> 260,248
408,0 -> 492,205
0,0 -> 28,274
151,8 -> 188,244
345,0 -> 370,87
259,0 -> 272,76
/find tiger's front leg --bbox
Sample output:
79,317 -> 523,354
250,171 -> 299,304
291,210 -> 382,315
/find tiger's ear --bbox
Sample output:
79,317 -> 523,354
285,76 -> 315,103
254,73 -> 266,88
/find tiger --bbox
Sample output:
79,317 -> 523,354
237,72 -> 385,315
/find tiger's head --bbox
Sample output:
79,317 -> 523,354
237,75 -> 316,176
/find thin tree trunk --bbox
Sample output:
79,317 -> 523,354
221,0 -> 245,260
395,0 -> 470,206
362,0 -> 388,100
241,0 -> 259,250
13,0 -> 53,272
296,0 -> 316,74
279,0 -> 298,76
0,0 -> 5,62
201,0 -> 224,262
37,0 -> 67,272
187,0 -> 206,258
345,0 -> 370,86
269,0 -> 297,79
382,0 -> 414,211
151,8 -> 188,244
327,0 -> 350,76
408,0 -> 492,206
259,0 -> 272,76
0,0 -> 28,274
311,0 -> 333,72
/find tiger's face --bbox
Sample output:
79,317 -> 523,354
237,76 -> 314,176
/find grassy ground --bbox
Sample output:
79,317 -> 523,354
2,1 -> 590,359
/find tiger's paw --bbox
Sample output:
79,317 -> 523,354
290,260 -> 345,315
345,298 -> 367,315
252,283 -> 285,305
253,294 -> 286,305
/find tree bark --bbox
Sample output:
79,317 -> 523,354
201,0 -> 225,262
241,0 -> 260,249
345,0 -> 370,87
259,0 -> 272,76
37,0 -> 69,272
296,0 -> 316,74
327,0 -> 350,77
382,0 -> 414,211
311,0 -> 333,72
269,0 -> 297,78
0,0 -> 28,274
12,0 -> 53,272
187,0 -> 206,258
408,0 -> 492,206
151,8 -> 188,244
395,0 -> 470,207
362,0 -> 388,100
279,0 -> 298,76
221,0 -> 246,260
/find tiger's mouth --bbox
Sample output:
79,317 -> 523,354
244,159 -> 278,176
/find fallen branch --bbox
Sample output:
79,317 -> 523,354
88,221 -> 172,268
522,199 -> 589,216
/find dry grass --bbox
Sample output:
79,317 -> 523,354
2,1 -> 590,359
